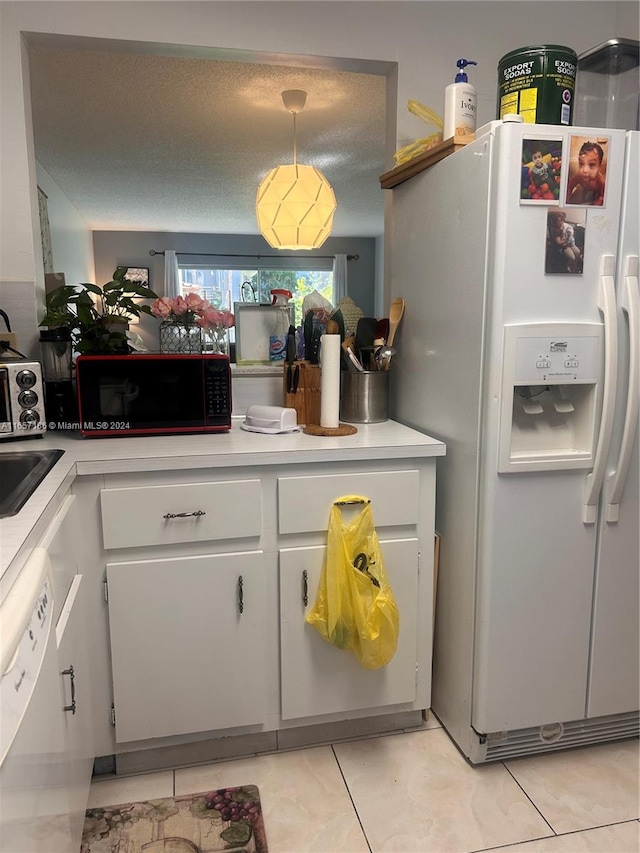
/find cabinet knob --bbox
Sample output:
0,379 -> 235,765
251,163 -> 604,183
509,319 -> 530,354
62,665 -> 76,714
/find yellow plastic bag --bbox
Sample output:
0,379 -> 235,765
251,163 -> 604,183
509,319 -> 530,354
393,100 -> 444,166
305,496 -> 399,669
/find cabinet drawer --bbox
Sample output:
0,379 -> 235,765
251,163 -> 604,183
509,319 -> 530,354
277,470 -> 419,534
101,479 -> 262,549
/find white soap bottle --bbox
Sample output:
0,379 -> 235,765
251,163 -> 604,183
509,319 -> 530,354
443,59 -> 478,139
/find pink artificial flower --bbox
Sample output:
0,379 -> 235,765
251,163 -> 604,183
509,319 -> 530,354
220,311 -> 235,329
185,292 -> 206,312
196,306 -> 225,330
171,296 -> 188,316
150,297 -> 173,319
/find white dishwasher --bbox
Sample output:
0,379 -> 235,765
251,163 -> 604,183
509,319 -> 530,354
0,548 -> 73,852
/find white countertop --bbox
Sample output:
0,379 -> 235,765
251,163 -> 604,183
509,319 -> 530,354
0,419 -> 445,586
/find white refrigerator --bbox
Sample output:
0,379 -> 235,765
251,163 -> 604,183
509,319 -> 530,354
389,119 -> 639,763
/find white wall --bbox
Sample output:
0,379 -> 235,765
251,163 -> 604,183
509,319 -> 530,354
36,163 -> 95,285
1,1 -> 636,291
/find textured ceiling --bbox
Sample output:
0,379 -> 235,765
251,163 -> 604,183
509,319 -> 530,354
27,44 -> 387,238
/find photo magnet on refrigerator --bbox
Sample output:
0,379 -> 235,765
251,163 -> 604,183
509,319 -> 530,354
565,135 -> 611,207
520,137 -> 563,204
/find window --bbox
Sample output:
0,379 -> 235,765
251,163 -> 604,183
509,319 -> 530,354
179,261 -> 334,328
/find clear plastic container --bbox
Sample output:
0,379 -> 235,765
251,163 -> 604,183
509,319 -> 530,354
40,328 -> 73,382
39,328 -> 77,423
574,38 -> 639,130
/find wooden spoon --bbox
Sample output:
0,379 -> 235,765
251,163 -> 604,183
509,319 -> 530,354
387,297 -> 405,347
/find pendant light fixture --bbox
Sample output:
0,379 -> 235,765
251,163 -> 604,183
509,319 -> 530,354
256,89 -> 337,250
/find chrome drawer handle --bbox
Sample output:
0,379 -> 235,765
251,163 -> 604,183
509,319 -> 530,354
62,665 -> 76,714
302,569 -> 309,607
163,510 -> 207,519
238,575 -> 244,614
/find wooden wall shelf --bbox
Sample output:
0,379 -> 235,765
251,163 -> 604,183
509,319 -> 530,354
379,134 -> 474,189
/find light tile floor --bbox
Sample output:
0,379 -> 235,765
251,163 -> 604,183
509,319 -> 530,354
88,719 -> 640,853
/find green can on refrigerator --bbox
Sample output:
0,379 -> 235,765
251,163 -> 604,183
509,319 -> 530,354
497,45 -> 578,125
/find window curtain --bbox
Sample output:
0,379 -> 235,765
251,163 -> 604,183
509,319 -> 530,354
333,254 -> 348,305
164,250 -> 180,298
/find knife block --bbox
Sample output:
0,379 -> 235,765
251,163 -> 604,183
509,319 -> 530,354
283,361 -> 321,426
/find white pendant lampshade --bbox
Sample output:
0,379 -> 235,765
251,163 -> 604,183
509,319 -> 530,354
256,163 -> 336,250
256,90 -> 337,250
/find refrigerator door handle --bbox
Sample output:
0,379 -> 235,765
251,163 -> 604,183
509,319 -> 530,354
583,255 -> 618,524
605,255 -> 639,522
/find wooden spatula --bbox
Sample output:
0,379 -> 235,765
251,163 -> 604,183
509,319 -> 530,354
387,298 -> 405,347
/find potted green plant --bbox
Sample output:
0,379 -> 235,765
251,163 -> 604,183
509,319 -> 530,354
41,266 -> 158,354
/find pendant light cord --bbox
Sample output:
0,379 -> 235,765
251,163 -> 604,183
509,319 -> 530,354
292,112 -> 297,166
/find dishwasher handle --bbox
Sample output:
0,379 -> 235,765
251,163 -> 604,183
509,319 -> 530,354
61,664 -> 76,714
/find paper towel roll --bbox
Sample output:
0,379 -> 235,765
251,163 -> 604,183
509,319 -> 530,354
320,333 -> 341,428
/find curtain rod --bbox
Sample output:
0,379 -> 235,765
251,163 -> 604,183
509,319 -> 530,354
149,250 -> 359,261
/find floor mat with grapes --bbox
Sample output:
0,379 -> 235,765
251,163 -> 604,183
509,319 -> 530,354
82,784 -> 268,852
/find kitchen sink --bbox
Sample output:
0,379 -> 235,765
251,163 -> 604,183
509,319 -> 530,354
0,449 -> 65,519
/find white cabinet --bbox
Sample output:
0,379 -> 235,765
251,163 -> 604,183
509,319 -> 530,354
279,538 -> 419,720
56,574 -> 94,850
106,551 -> 268,743
1,424 -> 442,802
88,452 -> 437,755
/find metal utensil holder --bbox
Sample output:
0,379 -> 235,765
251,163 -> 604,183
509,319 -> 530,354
340,370 -> 389,424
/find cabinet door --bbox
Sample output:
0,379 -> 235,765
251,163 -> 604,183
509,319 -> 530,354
280,539 -> 419,720
106,552 -> 267,742
56,574 -> 94,851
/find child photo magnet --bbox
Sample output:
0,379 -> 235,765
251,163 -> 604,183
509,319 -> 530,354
545,208 -> 586,275
565,135 -> 610,207
520,138 -> 563,203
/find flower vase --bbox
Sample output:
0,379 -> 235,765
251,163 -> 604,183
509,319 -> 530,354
159,321 -> 202,354
203,326 -> 229,356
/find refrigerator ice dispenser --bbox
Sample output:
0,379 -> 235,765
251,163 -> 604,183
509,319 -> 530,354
498,323 -> 603,472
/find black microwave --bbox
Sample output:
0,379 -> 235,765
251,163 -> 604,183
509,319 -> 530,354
75,354 -> 231,437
